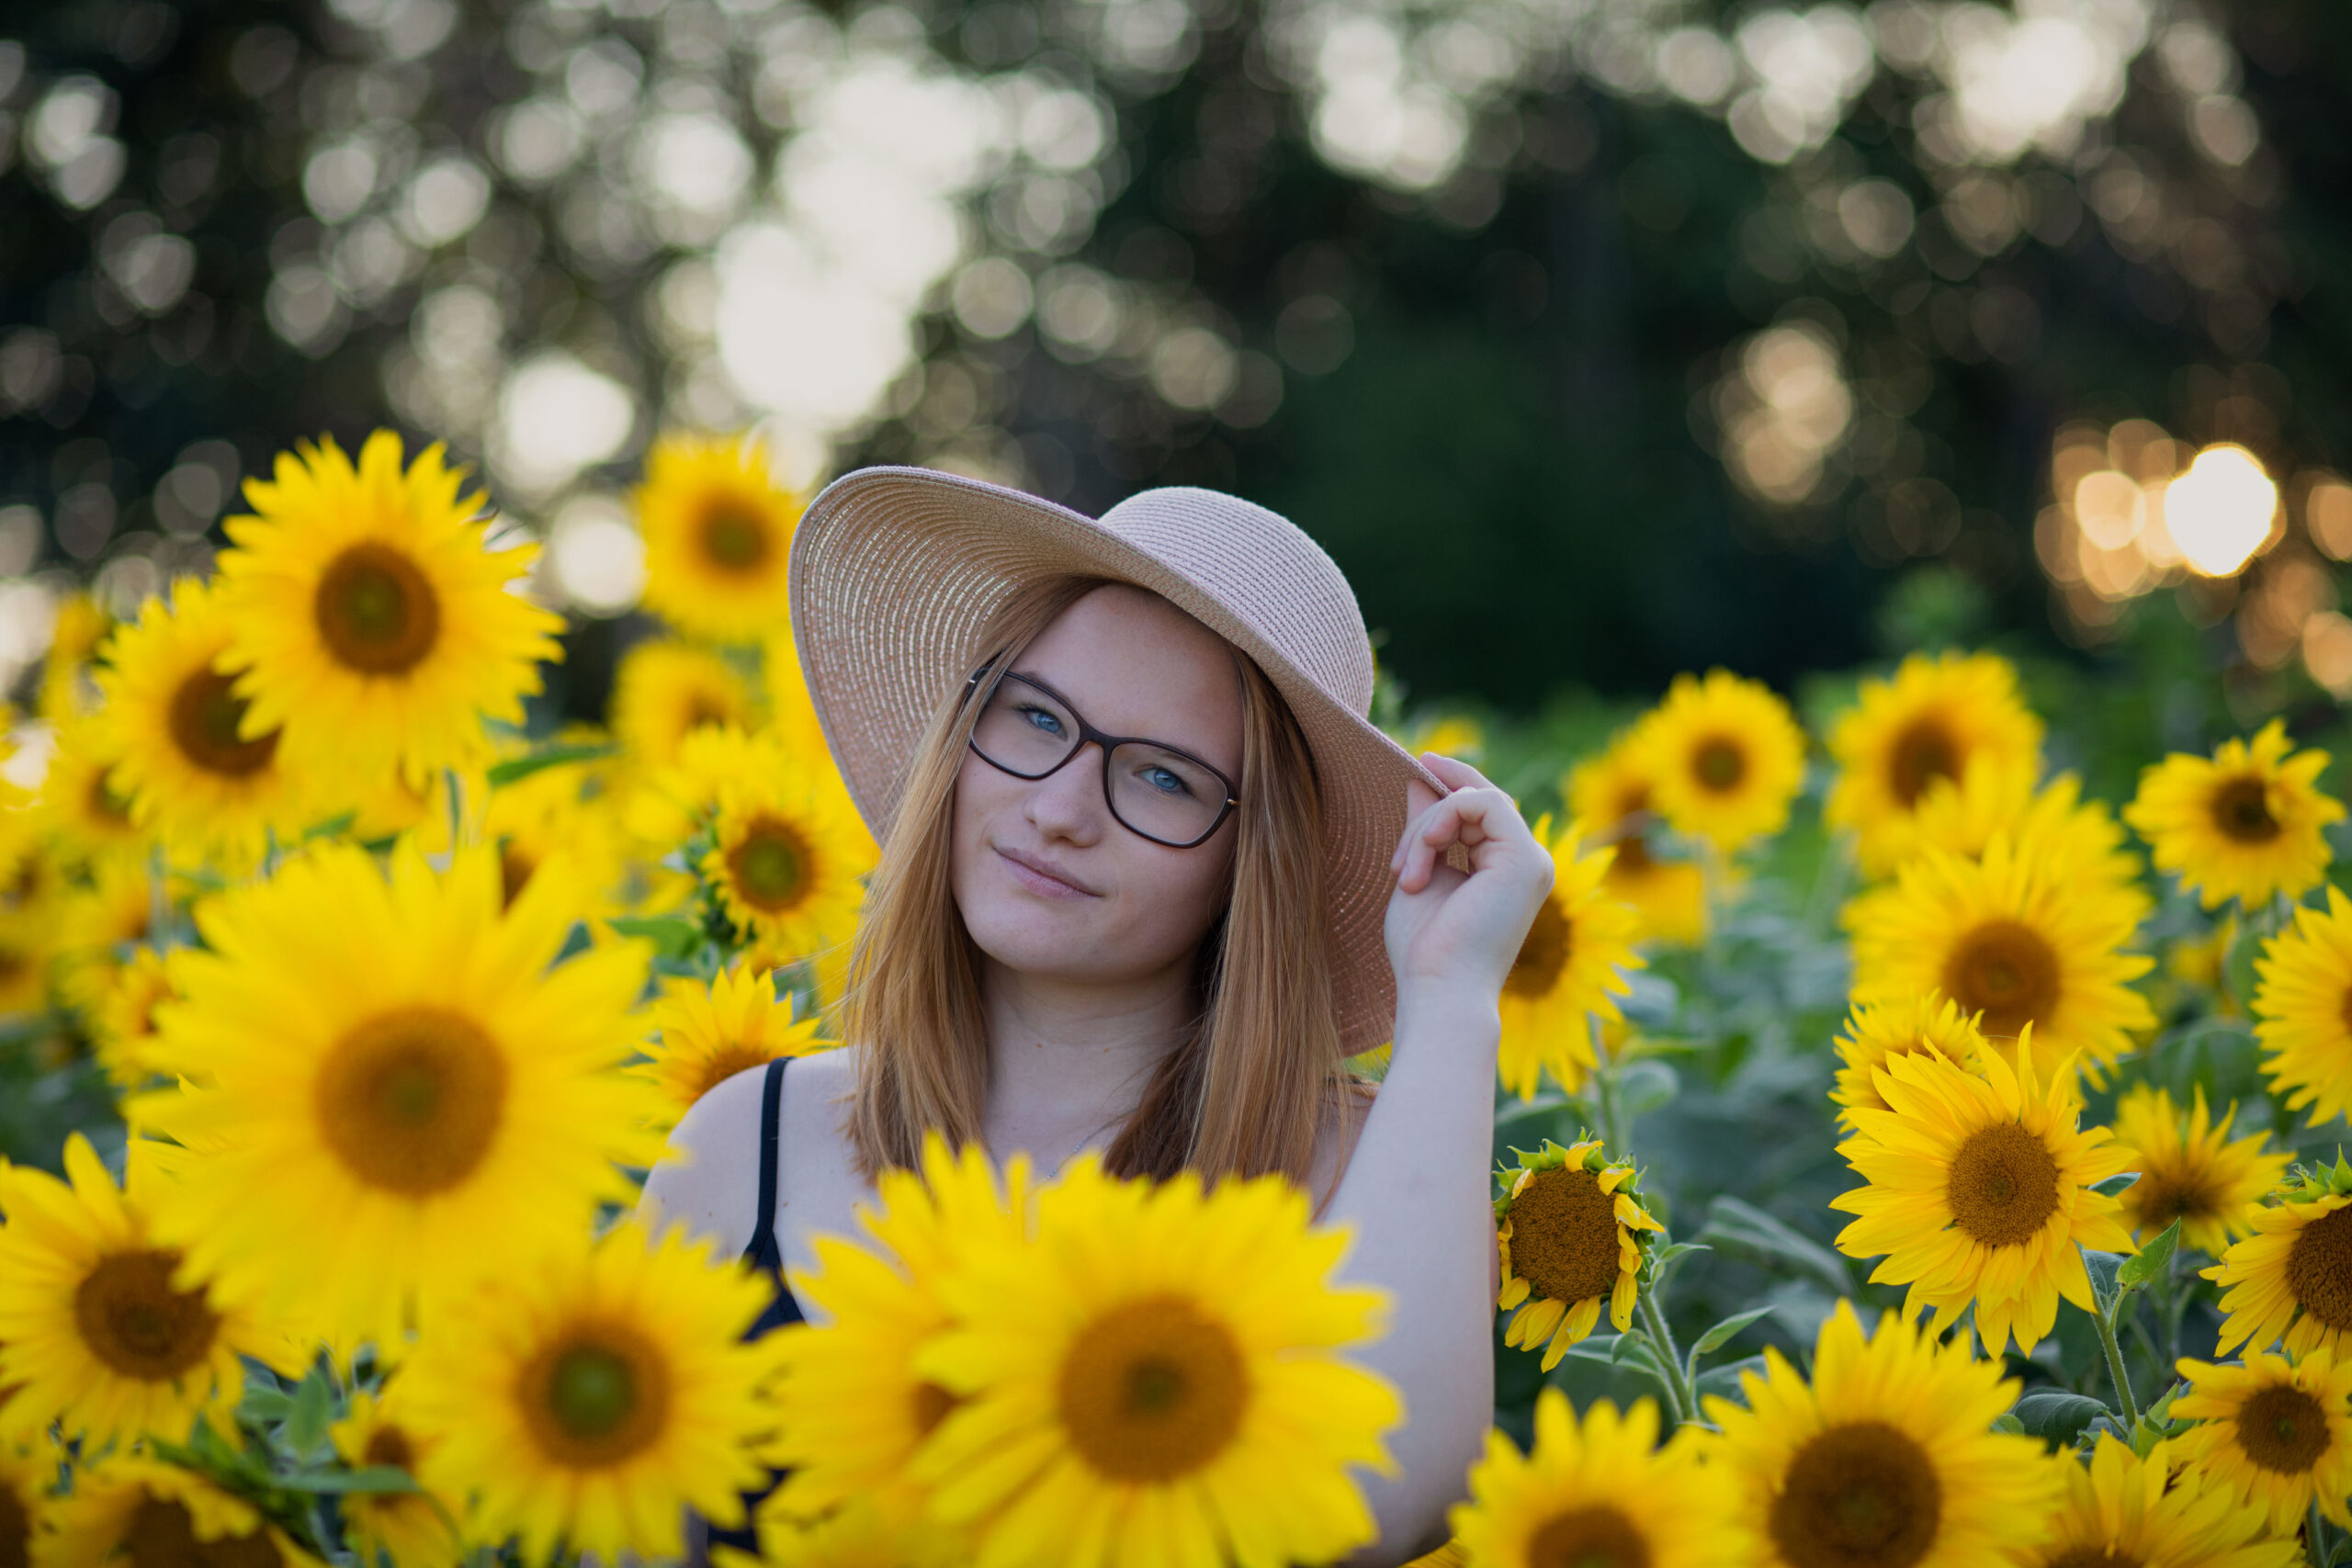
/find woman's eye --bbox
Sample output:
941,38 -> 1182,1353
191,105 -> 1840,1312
1139,766 -> 1193,797
1016,705 -> 1065,736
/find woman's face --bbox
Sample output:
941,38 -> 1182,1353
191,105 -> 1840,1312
951,584 -> 1244,989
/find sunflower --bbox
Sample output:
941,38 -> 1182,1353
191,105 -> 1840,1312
2171,914 -> 2241,1010
88,945 -> 176,1088
35,1456 -> 326,1568
1830,1040 -> 2136,1357
1830,990 -> 1988,1123
2111,1085 -> 2287,1257
726,1495 -> 967,1568
1498,816 -> 1645,1099
401,1219 -> 783,1562
1634,669 -> 1807,854
703,772 -> 873,964
35,713 -> 144,867
330,1389 -> 461,1568
0,807 -> 56,923
130,841 -> 659,1345
1702,1298 -> 2054,1568
611,637 -> 761,769
38,592 -> 109,723
0,913 -> 51,1019
2174,1347 -> 2352,1533
92,576 -> 312,867
1447,1390 -> 1736,1568
0,1134 -> 288,1451
1825,649 -> 2046,877
1905,764 -> 2143,890
910,1157 -> 1401,1568
636,964 -> 832,1128
215,430 -> 564,782
0,1447 -> 44,1568
2014,1433 -> 2301,1568
767,1134 -> 1031,1525
635,432 -> 803,645
2204,1159 -> 2352,1362
483,760 -> 627,917
2126,720 -> 2343,911
51,859 -> 158,1022
2250,885 -> 2352,1127
1564,734 -> 1708,947
1846,832 -> 2154,1074
1494,1138 -> 1664,1371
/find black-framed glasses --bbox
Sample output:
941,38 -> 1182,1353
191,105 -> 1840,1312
965,668 -> 1240,848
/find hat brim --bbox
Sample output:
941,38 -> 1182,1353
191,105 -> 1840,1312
787,465 -> 1439,1055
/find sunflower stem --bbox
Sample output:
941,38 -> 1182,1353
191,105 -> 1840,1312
1590,1024 -> 1626,1155
2092,1289 -> 2143,1431
2310,1500 -> 2334,1566
1637,1288 -> 1698,1428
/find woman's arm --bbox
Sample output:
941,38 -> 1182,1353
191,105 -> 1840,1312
1320,754 -> 1551,1563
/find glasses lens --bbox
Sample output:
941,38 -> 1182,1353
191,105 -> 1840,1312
971,676 -> 1080,777
1107,742 -> 1227,845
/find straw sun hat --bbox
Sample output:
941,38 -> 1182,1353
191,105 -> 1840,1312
787,465 -> 1446,1055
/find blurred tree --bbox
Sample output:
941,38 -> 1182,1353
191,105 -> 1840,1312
2,0 -> 2348,715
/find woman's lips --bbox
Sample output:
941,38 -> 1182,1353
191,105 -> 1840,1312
995,846 -> 1099,899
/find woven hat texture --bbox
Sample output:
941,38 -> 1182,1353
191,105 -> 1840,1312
788,464 -> 1441,1054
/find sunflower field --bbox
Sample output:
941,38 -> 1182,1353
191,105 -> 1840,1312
6,428 -> 2352,1568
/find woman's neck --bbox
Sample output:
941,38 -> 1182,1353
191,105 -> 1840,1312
978,956 -> 1196,1168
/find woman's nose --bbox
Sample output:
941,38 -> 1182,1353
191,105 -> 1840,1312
1024,742 -> 1108,840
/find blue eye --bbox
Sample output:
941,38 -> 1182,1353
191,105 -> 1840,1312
1015,704 -> 1066,737
1140,765 -> 1192,797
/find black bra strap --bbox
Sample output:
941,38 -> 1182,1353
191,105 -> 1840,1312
752,1057 -> 787,1263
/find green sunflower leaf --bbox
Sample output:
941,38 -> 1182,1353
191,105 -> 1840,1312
2115,1220 -> 2180,1292
1694,1196 -> 1852,1298
277,1465 -> 421,1495
605,915 -> 704,961
485,743 -> 617,788
285,1367 -> 335,1457
2011,1389 -> 2109,1450
1690,1304 -> 1775,1358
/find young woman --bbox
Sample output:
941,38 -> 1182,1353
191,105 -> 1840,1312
641,469 -> 1552,1562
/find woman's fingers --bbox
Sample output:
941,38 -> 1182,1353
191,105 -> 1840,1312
1395,785 -> 1515,891
1419,751 -> 1497,793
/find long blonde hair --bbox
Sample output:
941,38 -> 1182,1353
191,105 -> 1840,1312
841,574 -> 1356,1188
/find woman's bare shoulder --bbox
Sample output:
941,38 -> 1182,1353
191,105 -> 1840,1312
636,1060 -> 776,1258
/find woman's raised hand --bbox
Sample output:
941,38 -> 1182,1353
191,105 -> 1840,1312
1383,752 -> 1555,1002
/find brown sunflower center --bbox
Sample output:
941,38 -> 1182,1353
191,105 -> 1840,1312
520,1323 -> 673,1468
689,1044 -> 775,1100
89,766 -> 135,827
1939,919 -> 2060,1039
362,1423 -> 416,1471
1769,1420 -> 1941,1568
1505,1166 -> 1625,1306
315,542 -> 441,675
684,694 -> 736,731
697,504 -> 774,573
1610,787 -> 1656,874
167,670 -> 279,779
2235,1385 -> 2332,1474
1945,1122 -> 2062,1247
0,1481 -> 27,1568
2126,1168 -> 2224,1234
910,1379 -> 957,1438
1057,1294 -> 1249,1482
726,817 -> 813,914
121,1497 -> 284,1568
1692,736 -> 1747,794
1888,717 -> 1960,808
1505,895 -> 1572,998
1525,1504 -> 1654,1568
315,1007 -> 509,1196
2209,775 -> 2280,843
74,1248 -> 220,1380
2285,1205 -> 2352,1333
497,840 -> 536,909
